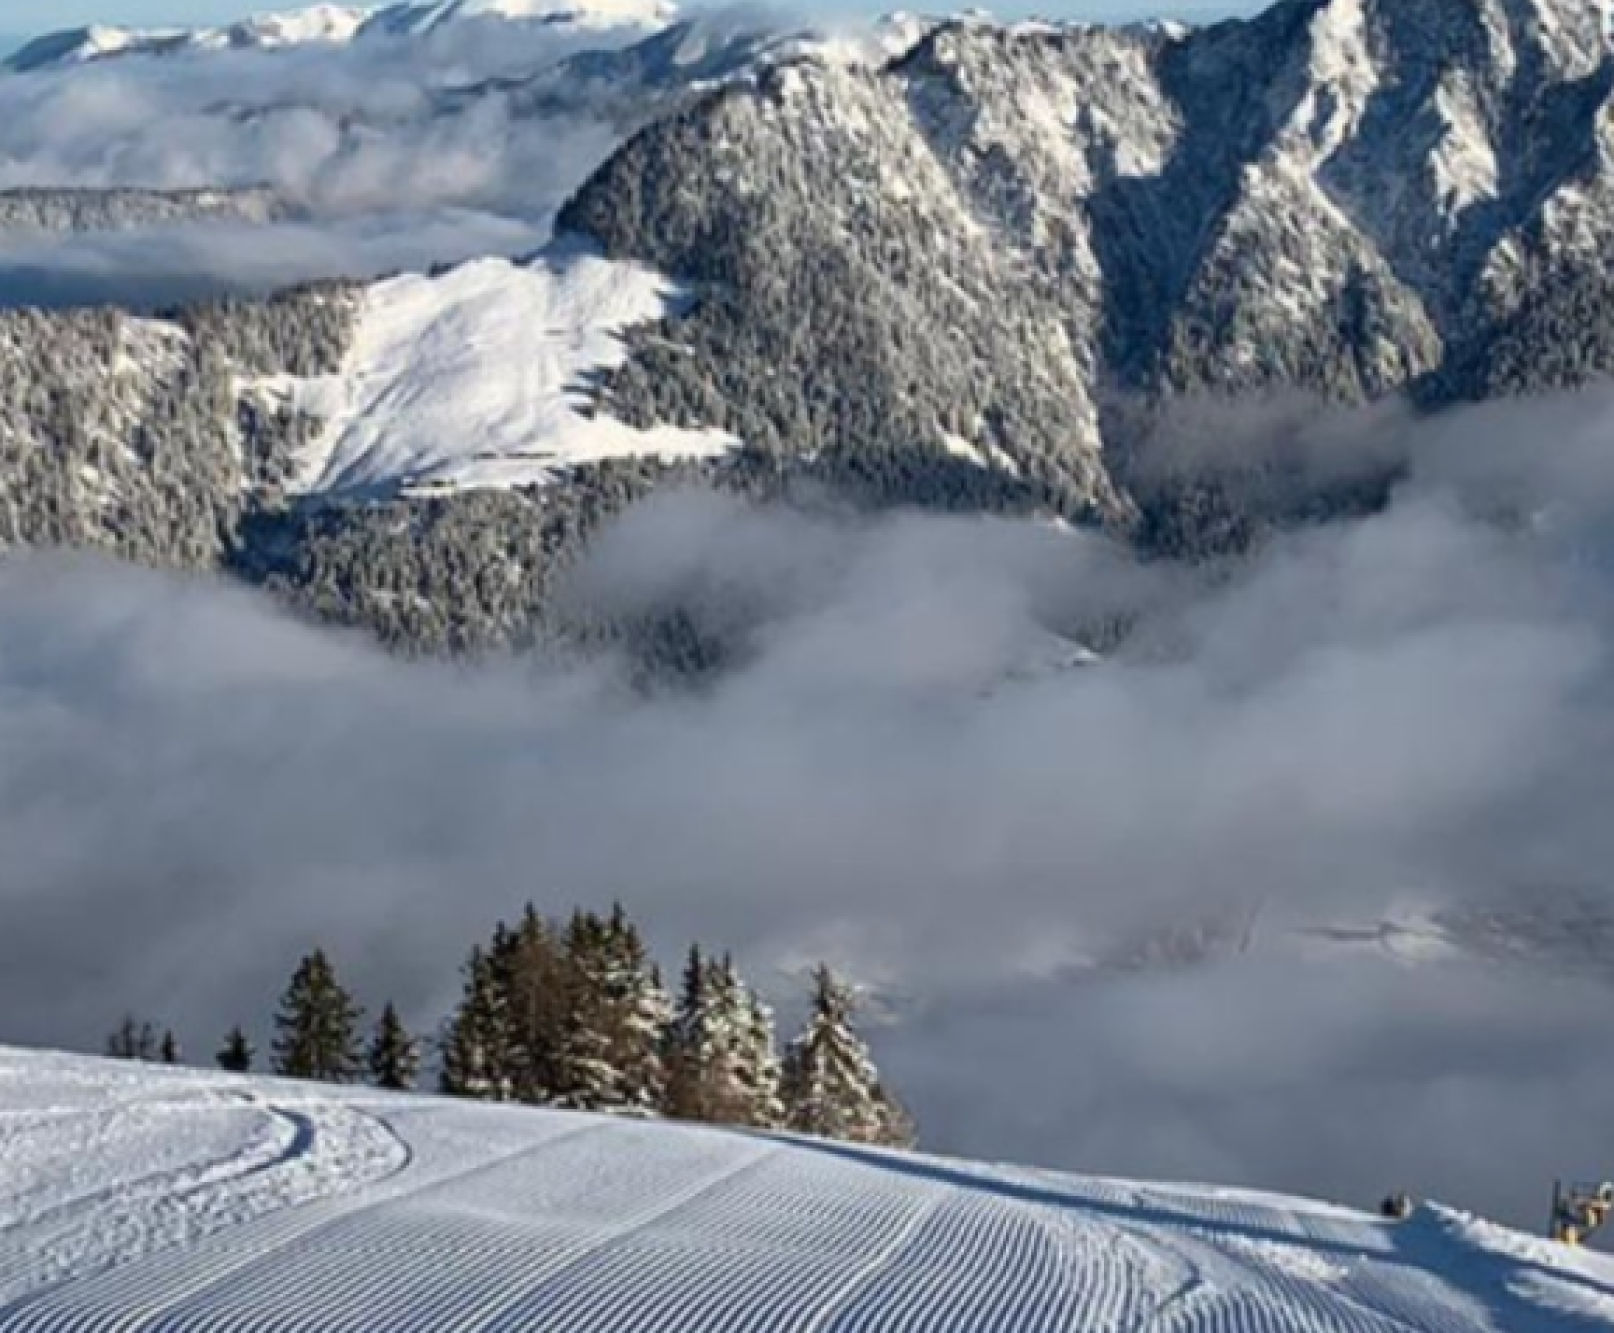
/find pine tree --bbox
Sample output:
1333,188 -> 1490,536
605,907 -> 673,1113
553,909 -> 616,1109
633,960 -> 675,1109
272,949 -> 364,1083
367,1002 -> 420,1091
734,983 -> 784,1129
160,1030 -> 181,1065
664,950 -> 777,1128
216,1026 -> 254,1074
106,1014 -> 159,1061
782,965 -> 913,1148
554,905 -> 670,1113
440,944 -> 513,1100
664,944 -> 714,1121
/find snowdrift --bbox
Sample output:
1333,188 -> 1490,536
0,1046 -> 1610,1331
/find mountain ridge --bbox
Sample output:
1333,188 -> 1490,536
2,0 -> 675,74
561,0 -> 1614,533
4,0 -> 1614,651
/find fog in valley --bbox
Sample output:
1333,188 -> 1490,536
4,389 -> 1614,1228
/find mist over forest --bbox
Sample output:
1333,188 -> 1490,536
3,386 -> 1614,1226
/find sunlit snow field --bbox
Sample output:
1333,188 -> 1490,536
0,1047 -> 1610,1332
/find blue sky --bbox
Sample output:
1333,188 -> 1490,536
5,0 -> 1259,38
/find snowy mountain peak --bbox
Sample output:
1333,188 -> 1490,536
4,0 -> 673,72
228,6 -> 373,47
4,8 -> 372,71
368,0 -> 675,37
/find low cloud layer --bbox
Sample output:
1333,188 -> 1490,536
0,26 -> 633,211
0,15 -> 705,303
5,388 -> 1614,1229
0,211 -> 549,308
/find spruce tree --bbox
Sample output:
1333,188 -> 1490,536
216,1026 -> 254,1074
160,1030 -> 181,1065
664,950 -> 777,1128
782,965 -> 913,1148
367,1002 -> 420,1091
554,905 -> 670,1113
664,945 -> 714,1121
440,944 -> 513,1100
272,949 -> 364,1083
606,908 -> 673,1113
553,909 -> 615,1108
735,984 -> 784,1129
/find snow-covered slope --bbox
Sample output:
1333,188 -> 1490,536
288,248 -> 735,496
2,1047 -> 1612,1333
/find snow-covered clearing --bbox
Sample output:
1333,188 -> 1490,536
0,1047 -> 1609,1332
291,249 -> 736,497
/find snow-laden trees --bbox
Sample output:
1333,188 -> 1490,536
442,904 -> 671,1115
782,966 -> 914,1149
434,907 -> 905,1147
664,948 -> 781,1129
111,905 -> 912,1149
555,906 -> 672,1113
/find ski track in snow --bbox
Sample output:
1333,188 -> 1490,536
0,1049 -> 1611,1333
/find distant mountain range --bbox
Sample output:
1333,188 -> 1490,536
0,0 -> 1612,654
3,0 -> 675,74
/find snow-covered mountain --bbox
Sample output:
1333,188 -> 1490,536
366,0 -> 676,38
4,0 -> 1614,651
1,1045 -> 1608,1332
5,8 -> 374,71
3,0 -> 674,74
563,0 -> 1614,531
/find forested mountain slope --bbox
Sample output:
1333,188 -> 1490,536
3,0 -> 1614,651
565,0 -> 1614,525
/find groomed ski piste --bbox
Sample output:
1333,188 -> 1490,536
1,1048 -> 1611,1332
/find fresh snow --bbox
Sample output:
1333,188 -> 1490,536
940,433 -> 1022,477
2,9 -> 370,71
232,6 -> 374,47
0,1046 -> 1611,1332
3,0 -> 672,72
291,250 -> 737,497
378,0 -> 675,32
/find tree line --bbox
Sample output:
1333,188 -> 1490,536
108,903 -> 914,1150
